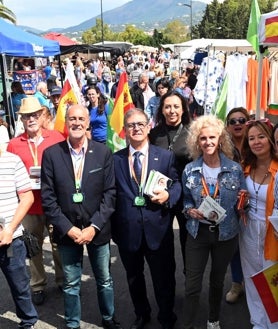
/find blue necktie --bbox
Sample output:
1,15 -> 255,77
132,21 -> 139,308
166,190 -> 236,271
133,151 -> 142,183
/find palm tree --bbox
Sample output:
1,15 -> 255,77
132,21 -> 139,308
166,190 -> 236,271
0,0 -> 16,24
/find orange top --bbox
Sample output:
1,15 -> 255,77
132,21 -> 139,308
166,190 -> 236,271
244,160 -> 278,261
246,57 -> 270,112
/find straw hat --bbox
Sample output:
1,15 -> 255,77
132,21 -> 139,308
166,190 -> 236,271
18,97 -> 43,114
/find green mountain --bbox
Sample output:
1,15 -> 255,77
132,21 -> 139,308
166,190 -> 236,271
21,0 -> 207,35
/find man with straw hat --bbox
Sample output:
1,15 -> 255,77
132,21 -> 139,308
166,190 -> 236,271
7,96 -> 65,305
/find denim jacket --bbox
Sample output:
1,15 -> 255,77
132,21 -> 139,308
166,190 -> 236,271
182,152 -> 247,241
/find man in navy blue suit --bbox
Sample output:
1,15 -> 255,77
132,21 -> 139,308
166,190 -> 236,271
41,104 -> 122,329
112,108 -> 182,329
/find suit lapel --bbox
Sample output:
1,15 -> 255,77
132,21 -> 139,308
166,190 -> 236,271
82,140 -> 95,185
147,145 -> 161,176
119,148 -> 138,194
60,141 -> 75,179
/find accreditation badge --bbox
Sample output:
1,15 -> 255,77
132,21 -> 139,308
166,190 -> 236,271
72,193 -> 84,203
134,196 -> 146,207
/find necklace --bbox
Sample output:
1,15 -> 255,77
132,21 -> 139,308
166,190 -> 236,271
252,170 -> 269,213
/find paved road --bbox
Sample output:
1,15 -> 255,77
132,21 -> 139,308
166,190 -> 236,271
0,220 -> 252,329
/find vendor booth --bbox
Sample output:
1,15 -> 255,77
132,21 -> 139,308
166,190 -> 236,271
0,18 -> 60,129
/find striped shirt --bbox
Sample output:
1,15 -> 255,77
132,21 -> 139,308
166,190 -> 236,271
0,151 -> 32,238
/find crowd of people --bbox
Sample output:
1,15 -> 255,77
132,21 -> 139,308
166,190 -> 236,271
0,49 -> 278,329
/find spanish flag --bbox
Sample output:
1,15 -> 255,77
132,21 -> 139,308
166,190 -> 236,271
107,71 -> 134,153
265,15 -> 278,43
54,79 -> 78,137
251,262 -> 278,323
259,8 -> 278,45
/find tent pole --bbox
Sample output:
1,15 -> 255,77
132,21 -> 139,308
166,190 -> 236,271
58,56 -> 64,88
0,54 -> 13,133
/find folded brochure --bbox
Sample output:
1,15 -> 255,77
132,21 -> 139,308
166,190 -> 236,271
144,170 -> 172,197
198,195 -> 226,225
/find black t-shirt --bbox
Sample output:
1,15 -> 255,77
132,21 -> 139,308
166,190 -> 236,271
149,123 -> 192,176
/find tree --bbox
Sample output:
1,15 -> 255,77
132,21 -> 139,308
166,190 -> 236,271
162,20 -> 188,43
118,24 -> 151,45
193,0 -> 276,39
82,18 -> 115,44
0,0 -> 16,24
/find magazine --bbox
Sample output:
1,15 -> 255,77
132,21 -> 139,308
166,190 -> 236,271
198,195 -> 226,225
144,170 -> 172,197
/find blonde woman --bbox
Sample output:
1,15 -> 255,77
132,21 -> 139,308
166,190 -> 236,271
182,115 -> 247,329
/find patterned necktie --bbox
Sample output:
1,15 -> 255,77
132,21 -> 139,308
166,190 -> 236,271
133,151 -> 142,183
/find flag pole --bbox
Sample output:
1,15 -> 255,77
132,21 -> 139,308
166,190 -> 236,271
255,51 -> 263,119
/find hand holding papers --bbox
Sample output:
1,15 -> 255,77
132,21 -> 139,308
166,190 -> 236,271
144,170 -> 172,197
198,195 -> 226,225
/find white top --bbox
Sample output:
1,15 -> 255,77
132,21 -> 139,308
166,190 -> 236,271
0,151 -> 32,238
246,175 -> 268,221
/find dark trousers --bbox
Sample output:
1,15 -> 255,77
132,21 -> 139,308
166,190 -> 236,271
184,224 -> 238,328
119,228 -> 176,326
171,198 -> 187,272
230,247 -> 243,283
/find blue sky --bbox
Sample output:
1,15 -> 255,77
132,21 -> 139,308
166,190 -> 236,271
4,0 -> 211,31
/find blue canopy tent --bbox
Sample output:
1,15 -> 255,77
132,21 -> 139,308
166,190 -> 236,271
0,18 -> 60,131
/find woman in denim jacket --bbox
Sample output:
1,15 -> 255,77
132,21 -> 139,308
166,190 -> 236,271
182,115 -> 247,329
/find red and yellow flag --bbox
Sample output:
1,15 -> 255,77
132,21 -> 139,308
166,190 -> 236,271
54,79 -> 78,137
259,8 -> 278,45
251,262 -> 278,323
265,15 -> 278,43
107,71 -> 134,152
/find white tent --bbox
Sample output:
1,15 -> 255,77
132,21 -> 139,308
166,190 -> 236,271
163,38 -> 254,57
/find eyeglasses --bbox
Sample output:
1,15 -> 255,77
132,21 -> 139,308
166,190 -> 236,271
21,111 -> 43,120
246,118 -> 273,128
227,117 -> 247,125
126,121 -> 148,130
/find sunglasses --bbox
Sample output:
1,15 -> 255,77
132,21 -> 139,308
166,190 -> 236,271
227,117 -> 247,125
21,111 -> 43,120
246,118 -> 273,128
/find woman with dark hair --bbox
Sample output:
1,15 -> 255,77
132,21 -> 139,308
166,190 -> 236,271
145,77 -> 171,124
225,106 -> 250,303
240,119 -> 278,329
86,85 -> 109,143
149,90 -> 191,272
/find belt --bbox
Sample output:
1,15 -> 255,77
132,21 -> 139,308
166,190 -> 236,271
199,222 -> 219,233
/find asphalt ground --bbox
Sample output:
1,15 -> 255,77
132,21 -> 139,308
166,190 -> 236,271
0,219 -> 252,329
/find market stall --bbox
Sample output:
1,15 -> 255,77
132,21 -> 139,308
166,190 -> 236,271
0,18 -> 60,129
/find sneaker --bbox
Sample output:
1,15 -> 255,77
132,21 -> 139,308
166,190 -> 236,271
225,282 -> 244,303
207,321 -> 221,329
32,290 -> 46,305
102,318 -> 123,329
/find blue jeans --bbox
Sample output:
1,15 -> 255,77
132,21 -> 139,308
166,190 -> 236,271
58,242 -> 114,328
0,238 -> 38,328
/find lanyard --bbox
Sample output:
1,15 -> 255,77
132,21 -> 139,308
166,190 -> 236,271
201,177 -> 219,199
73,154 -> 85,192
129,152 -> 147,193
27,139 -> 38,166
